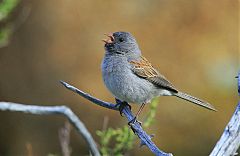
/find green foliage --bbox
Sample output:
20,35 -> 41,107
0,0 -> 20,21
0,25 -> 12,47
0,0 -> 20,47
96,126 -> 134,156
96,98 -> 159,156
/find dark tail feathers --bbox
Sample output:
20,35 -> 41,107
175,91 -> 217,111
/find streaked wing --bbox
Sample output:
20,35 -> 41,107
129,56 -> 178,93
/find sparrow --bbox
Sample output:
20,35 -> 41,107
101,31 -> 216,124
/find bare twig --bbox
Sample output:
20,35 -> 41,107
60,81 -> 118,111
210,73 -> 240,156
59,121 -> 72,156
102,116 -> 109,131
26,142 -> 33,156
0,102 -> 100,156
60,80 -> 172,156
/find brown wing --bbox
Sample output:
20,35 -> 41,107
130,56 -> 178,93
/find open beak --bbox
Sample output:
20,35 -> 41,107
102,33 -> 114,44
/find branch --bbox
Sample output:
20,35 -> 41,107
0,102 -> 100,156
59,122 -> 72,156
60,81 -> 172,156
210,73 -> 240,156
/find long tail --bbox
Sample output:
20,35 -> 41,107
174,91 -> 217,111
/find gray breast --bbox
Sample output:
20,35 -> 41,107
101,56 -> 159,104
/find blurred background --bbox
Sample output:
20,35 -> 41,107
0,0 -> 239,155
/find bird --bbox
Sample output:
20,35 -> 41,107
101,31 -> 216,124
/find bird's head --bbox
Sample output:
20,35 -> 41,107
102,31 -> 141,58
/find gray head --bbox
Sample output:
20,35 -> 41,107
102,32 -> 141,58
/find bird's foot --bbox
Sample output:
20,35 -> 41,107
119,102 -> 132,116
128,117 -> 142,134
128,116 -> 142,126
115,99 -> 131,116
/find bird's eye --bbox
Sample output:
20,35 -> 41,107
119,38 -> 124,42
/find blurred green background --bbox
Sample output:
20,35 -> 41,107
0,0 -> 239,155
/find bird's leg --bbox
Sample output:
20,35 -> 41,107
115,98 -> 131,116
128,103 -> 146,126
